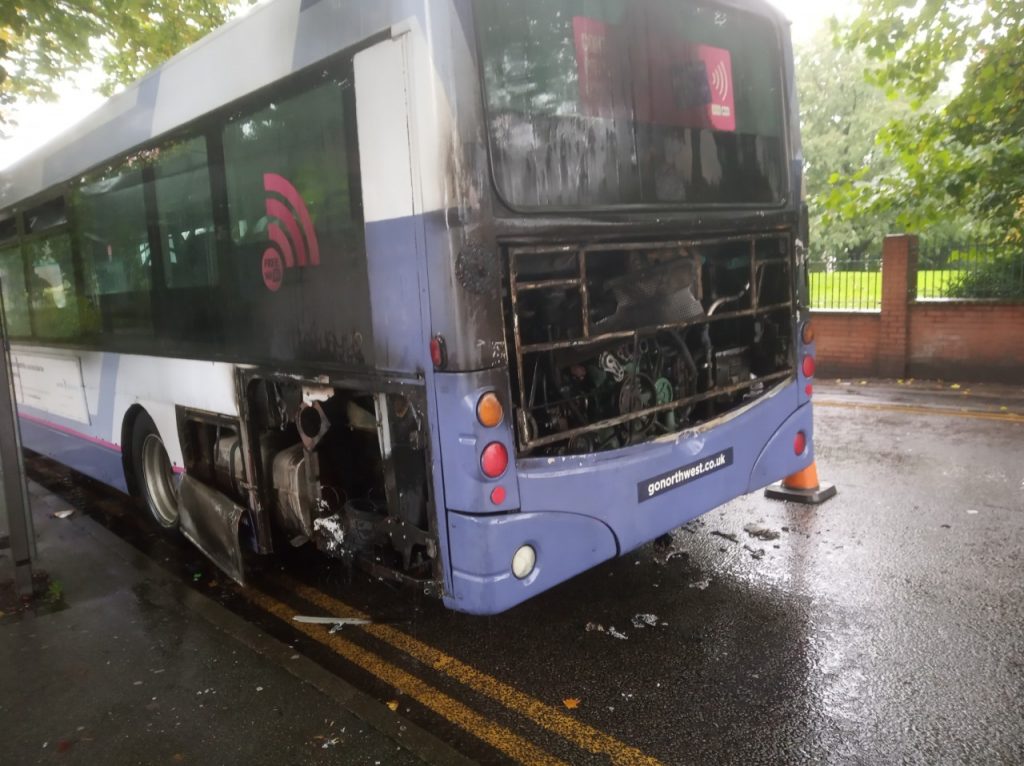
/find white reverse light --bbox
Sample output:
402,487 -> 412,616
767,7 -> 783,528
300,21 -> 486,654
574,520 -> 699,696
511,545 -> 536,580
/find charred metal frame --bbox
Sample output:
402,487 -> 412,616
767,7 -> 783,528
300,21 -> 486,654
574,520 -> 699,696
507,233 -> 796,452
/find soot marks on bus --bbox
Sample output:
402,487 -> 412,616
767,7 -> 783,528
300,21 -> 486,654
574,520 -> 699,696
505,233 -> 795,456
179,373 -> 439,590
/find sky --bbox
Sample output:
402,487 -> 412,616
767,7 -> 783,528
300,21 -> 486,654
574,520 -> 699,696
0,0 -> 852,171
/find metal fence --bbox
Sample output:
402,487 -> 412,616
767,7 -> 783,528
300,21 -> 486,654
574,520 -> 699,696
808,255 -> 883,311
809,242 -> 1024,309
917,241 -> 1024,301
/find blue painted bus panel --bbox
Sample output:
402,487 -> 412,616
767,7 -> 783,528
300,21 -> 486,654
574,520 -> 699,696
445,510 -> 618,615
20,418 -> 128,494
444,382 -> 812,613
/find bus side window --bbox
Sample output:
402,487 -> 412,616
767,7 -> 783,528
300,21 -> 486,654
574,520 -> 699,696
153,135 -> 218,290
73,163 -> 153,338
0,244 -> 30,337
25,233 -> 81,340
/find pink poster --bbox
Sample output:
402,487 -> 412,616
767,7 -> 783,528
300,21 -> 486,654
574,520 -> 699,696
695,45 -> 736,132
573,13 -> 736,132
573,16 -> 614,117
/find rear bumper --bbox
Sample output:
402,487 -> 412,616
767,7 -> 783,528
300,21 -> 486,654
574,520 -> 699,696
443,380 -> 813,614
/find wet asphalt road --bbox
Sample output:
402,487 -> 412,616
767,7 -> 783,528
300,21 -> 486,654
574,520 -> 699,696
21,381 -> 1024,764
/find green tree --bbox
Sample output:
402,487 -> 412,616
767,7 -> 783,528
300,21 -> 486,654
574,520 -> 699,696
1,1 -> 254,123
833,0 -> 1024,242
797,29 -> 910,264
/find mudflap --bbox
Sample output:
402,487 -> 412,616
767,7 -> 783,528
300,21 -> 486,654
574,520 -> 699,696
178,475 -> 246,585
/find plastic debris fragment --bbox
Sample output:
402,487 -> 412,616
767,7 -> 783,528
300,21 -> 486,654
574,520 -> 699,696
631,613 -> 659,629
743,523 -> 780,541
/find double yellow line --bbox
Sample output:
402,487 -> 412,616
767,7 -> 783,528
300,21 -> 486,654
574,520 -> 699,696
243,576 -> 661,766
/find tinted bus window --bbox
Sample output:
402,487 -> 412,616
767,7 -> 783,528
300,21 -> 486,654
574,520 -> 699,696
0,245 -> 30,336
24,197 -> 68,233
74,162 -> 153,337
219,69 -> 371,367
477,0 -> 786,209
154,136 -> 218,289
26,234 -> 81,339
0,215 -> 17,246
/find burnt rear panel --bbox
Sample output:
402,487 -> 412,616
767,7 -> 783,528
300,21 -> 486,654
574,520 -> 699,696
505,234 -> 795,455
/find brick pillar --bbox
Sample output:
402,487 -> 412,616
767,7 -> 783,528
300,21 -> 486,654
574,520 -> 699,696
877,234 -> 919,378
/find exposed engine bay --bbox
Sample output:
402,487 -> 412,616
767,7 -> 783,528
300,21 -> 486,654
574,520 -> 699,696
177,376 -> 437,588
505,234 -> 796,455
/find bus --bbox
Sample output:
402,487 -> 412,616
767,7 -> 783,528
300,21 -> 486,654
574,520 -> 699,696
0,0 -> 815,615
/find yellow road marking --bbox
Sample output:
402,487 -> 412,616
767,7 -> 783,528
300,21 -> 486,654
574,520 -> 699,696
816,399 -> 1024,424
279,575 -> 663,766
246,586 -> 567,766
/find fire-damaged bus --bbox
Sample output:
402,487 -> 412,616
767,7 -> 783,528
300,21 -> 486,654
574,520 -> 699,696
0,0 -> 816,614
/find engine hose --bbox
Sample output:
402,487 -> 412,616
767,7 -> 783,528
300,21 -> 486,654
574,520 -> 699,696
707,282 -> 751,316
669,330 -> 698,387
701,325 -> 714,389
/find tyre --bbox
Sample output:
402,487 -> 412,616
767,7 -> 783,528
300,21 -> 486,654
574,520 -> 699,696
129,412 -> 181,533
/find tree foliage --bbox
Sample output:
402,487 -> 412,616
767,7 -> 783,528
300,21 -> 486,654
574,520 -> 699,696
833,0 -> 1024,242
0,1 -> 254,122
797,29 -> 910,263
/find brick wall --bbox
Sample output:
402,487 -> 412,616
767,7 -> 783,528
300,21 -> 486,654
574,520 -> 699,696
811,235 -> 1024,383
813,311 -> 882,378
909,302 -> 1024,383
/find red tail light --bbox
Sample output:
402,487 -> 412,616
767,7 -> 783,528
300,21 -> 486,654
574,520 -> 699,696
481,442 -> 509,478
794,431 -> 807,455
802,355 -> 816,378
430,335 -> 447,369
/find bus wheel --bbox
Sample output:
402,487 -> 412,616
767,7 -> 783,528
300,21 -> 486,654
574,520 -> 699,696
131,413 -> 180,532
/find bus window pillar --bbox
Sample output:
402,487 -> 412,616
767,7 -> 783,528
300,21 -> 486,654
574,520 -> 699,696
0,280 -> 36,598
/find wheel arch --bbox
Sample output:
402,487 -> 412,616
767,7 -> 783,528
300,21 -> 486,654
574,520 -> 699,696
120,403 -> 148,497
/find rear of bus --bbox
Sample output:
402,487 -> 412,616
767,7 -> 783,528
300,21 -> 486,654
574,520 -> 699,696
436,0 -> 814,614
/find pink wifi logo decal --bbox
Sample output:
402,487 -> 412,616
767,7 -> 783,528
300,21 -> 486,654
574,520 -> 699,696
261,173 -> 320,292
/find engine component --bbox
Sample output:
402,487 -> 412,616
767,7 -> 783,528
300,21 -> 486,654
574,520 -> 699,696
213,435 -> 245,497
271,444 -> 321,540
346,400 -> 377,432
344,497 -> 387,553
714,347 -> 752,389
297,401 -> 330,451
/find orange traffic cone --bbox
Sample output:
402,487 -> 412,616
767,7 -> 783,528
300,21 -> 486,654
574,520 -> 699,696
764,461 -> 837,505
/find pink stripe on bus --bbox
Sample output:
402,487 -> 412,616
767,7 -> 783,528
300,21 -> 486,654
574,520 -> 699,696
20,412 -> 122,453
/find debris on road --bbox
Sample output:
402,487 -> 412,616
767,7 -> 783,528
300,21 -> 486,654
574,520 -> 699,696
966,509 -> 979,515
711,531 -> 739,543
585,622 -> 629,639
386,700 -> 399,712
743,523 -> 780,541
50,509 -> 75,519
631,613 -> 660,629
689,579 -> 711,591
563,698 -> 580,710
743,545 -> 766,560
293,615 -> 371,632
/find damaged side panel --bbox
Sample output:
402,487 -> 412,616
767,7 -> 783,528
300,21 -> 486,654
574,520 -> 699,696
176,371 -> 442,593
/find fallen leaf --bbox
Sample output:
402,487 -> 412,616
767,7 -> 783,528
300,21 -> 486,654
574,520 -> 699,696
171,754 -> 186,764
1000,406 -> 1008,412
950,383 -> 961,390
386,700 -> 399,712
563,698 -> 580,710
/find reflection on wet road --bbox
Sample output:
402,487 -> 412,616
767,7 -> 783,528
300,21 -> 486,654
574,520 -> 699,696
27,384 -> 1024,764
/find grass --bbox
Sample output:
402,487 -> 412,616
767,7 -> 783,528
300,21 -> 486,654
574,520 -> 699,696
810,269 -> 961,309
